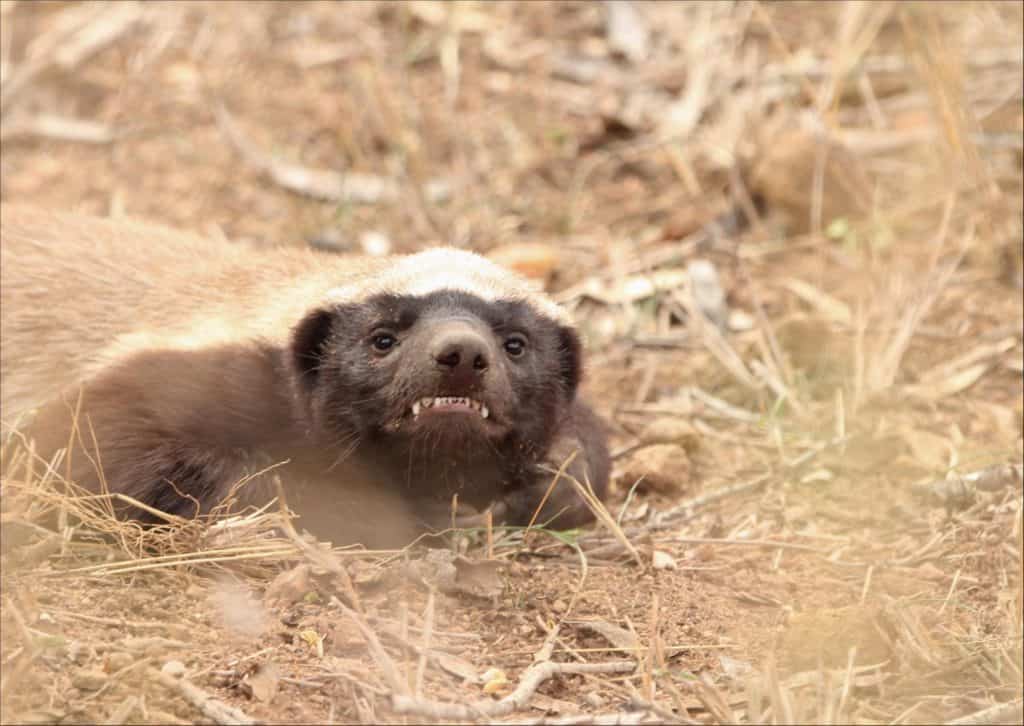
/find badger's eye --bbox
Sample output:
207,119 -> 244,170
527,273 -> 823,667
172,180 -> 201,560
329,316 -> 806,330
371,332 -> 397,353
503,336 -> 527,358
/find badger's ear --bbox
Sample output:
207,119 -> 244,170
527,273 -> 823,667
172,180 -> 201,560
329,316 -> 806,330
291,308 -> 336,392
557,325 -> 582,397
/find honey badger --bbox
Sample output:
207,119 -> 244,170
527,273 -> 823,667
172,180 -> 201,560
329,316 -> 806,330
0,206 -> 609,546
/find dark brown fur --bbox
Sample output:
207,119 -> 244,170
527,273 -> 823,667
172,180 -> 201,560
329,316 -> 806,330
3,207 -> 610,547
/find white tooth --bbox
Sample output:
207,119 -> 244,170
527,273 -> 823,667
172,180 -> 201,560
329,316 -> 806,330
481,405 -> 489,419
412,401 -> 421,417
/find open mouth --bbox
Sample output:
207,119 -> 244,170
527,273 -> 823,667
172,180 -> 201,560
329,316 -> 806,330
410,396 -> 489,419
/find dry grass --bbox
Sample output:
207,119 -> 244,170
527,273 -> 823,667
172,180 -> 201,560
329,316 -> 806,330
1,1 -> 1022,724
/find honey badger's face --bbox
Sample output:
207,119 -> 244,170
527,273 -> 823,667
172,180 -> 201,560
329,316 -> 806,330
290,255 -> 580,498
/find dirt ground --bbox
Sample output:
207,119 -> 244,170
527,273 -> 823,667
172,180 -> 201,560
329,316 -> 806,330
1,1 -> 1022,724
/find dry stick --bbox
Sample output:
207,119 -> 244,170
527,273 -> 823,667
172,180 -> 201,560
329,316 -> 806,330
391,661 -> 637,721
558,466 -> 644,567
154,670 -> 254,726
46,608 -> 192,635
273,477 -> 365,614
647,435 -> 847,530
501,712 -> 665,725
527,450 -> 580,530
945,698 -> 1024,726
666,537 -> 830,554
339,600 -> 410,698
413,589 -> 435,699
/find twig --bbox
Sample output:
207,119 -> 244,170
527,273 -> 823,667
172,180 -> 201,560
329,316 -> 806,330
501,712 -> 667,725
911,463 -> 1023,509
391,661 -> 637,720
154,669 -> 254,725
648,435 -> 847,530
945,698 -> 1024,725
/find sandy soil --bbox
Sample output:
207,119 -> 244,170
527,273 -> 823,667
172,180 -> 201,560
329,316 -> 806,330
1,2 -> 1021,724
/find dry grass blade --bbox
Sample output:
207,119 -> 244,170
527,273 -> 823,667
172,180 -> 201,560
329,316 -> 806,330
548,463 -> 643,567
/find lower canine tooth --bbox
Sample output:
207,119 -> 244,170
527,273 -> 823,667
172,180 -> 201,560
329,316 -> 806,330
411,401 -> 421,416
481,405 -> 489,419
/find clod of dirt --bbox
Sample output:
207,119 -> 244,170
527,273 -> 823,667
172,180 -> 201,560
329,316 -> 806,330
747,124 -> 872,235
402,549 -> 505,599
161,660 -> 186,679
637,418 -> 701,452
210,580 -> 269,639
241,661 -> 280,703
71,668 -> 108,691
620,443 -> 692,494
780,606 -> 892,671
264,564 -> 313,606
104,651 -> 133,672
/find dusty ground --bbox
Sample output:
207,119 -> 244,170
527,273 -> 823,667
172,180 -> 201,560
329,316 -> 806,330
1,1 -> 1022,724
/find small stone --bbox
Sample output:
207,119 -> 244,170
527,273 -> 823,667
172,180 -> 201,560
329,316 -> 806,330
185,583 -> 205,599
161,660 -> 186,679
583,692 -> 605,708
551,599 -> 567,613
71,668 -> 107,691
652,550 -> 678,570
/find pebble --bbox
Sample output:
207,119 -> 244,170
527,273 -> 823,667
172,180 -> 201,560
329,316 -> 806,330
652,550 -> 678,570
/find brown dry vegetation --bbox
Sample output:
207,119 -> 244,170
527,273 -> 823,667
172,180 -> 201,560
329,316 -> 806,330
1,1 -> 1022,724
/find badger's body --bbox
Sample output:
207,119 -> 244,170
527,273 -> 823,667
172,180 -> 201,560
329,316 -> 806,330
0,206 -> 609,546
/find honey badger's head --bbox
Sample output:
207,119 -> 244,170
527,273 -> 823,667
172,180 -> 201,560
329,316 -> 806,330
289,249 -> 580,509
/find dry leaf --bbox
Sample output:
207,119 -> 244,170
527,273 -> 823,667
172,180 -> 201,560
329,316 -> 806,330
481,667 -> 509,695
452,556 -> 504,599
487,243 -> 560,282
298,629 -> 324,658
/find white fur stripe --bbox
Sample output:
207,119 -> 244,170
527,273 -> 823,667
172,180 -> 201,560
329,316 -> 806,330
325,248 -> 569,324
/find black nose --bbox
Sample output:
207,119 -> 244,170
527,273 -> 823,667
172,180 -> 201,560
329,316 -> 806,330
432,330 -> 490,377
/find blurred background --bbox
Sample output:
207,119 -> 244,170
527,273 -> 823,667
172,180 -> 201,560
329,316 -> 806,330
1,2 -> 1022,724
